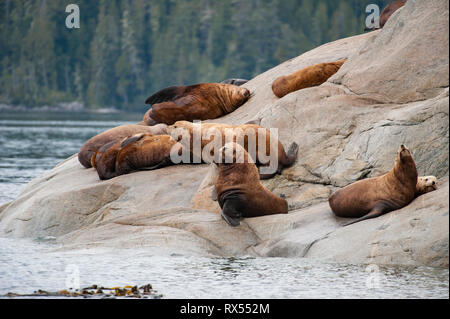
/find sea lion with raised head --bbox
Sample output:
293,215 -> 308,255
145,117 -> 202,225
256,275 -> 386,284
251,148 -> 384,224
168,120 -> 298,179
93,133 -> 179,180
415,176 -> 438,197
214,142 -> 288,227
272,59 -> 346,98
143,83 -> 251,125
329,145 -> 418,226
78,124 -> 168,168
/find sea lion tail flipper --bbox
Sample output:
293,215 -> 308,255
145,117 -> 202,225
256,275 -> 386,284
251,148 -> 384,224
145,86 -> 188,105
343,202 -> 390,226
78,150 -> 94,168
258,165 -> 277,180
245,119 -> 261,125
283,142 -> 299,167
121,134 -> 146,148
138,159 -> 171,171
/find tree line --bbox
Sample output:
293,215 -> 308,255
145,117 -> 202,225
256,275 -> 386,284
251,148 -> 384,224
0,0 -> 390,112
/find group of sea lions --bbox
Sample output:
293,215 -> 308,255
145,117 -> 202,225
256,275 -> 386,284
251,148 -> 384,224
78,0 -> 437,227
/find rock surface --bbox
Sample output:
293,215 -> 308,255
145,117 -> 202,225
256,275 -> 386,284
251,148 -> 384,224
0,0 -> 448,267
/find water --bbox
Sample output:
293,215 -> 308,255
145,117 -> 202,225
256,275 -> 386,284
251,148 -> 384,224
0,111 -> 141,205
0,111 -> 448,299
0,238 -> 448,299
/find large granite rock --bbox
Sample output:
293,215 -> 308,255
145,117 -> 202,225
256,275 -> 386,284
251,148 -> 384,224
0,0 -> 448,267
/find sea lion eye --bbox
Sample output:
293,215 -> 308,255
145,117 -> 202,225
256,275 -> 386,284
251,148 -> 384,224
425,178 -> 428,182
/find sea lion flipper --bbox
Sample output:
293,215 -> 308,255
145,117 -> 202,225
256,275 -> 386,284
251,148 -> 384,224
121,133 -> 146,148
343,202 -> 390,226
245,119 -> 261,125
145,86 -> 188,105
221,212 -> 241,227
221,200 -> 242,227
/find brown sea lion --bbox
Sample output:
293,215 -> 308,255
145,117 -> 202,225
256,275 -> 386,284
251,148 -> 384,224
365,0 -> 407,31
380,0 -> 407,28
415,176 -> 438,197
168,120 -> 298,179
214,142 -> 288,227
271,59 -> 346,98
221,79 -> 248,86
78,124 -> 168,168
93,133 -> 179,180
143,83 -> 251,125
329,145 -> 418,226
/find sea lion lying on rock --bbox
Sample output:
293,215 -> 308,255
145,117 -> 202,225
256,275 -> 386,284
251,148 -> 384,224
415,176 -> 438,197
329,145 -> 418,226
271,59 -> 346,98
143,83 -> 251,125
93,133 -> 179,180
365,0 -> 407,31
168,120 -> 298,179
214,142 -> 288,227
78,124 -> 168,168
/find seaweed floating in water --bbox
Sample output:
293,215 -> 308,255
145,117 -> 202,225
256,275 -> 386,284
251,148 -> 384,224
2,284 -> 163,299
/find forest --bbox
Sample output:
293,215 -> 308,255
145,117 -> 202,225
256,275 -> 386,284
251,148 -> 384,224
0,0 -> 391,111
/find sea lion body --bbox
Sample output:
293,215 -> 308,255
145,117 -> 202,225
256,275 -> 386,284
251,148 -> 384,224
168,121 -> 298,178
272,59 -> 346,98
215,143 -> 288,227
415,176 -> 438,197
143,83 -> 251,125
78,124 -> 168,168
93,133 -> 178,180
115,134 -> 177,176
329,145 -> 418,226
380,0 -> 407,28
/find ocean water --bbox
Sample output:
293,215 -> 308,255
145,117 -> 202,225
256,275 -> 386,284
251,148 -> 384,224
0,112 -> 448,299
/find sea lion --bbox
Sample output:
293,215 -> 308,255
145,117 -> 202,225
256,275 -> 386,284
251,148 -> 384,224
93,133 -> 179,180
415,176 -> 438,197
329,145 -> 418,226
221,79 -> 248,86
271,59 -> 346,98
143,83 -> 251,125
214,142 -> 288,227
168,120 -> 298,179
78,124 -> 168,168
365,0 -> 407,31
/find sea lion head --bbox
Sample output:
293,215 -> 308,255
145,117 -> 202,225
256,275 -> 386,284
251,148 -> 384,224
222,85 -> 251,112
394,144 -> 418,182
416,176 -> 438,195
168,121 -> 193,142
219,142 -> 255,164
397,145 -> 413,163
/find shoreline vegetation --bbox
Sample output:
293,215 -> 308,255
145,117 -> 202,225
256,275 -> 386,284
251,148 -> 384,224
0,0 -> 392,111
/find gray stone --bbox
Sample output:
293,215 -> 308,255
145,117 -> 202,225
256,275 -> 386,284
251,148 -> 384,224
0,0 -> 448,267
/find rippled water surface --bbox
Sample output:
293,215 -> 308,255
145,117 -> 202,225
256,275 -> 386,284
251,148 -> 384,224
0,111 -> 140,205
0,112 -> 448,299
0,238 -> 448,299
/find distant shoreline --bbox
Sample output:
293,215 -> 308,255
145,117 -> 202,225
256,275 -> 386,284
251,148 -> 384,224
0,102 -> 122,114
